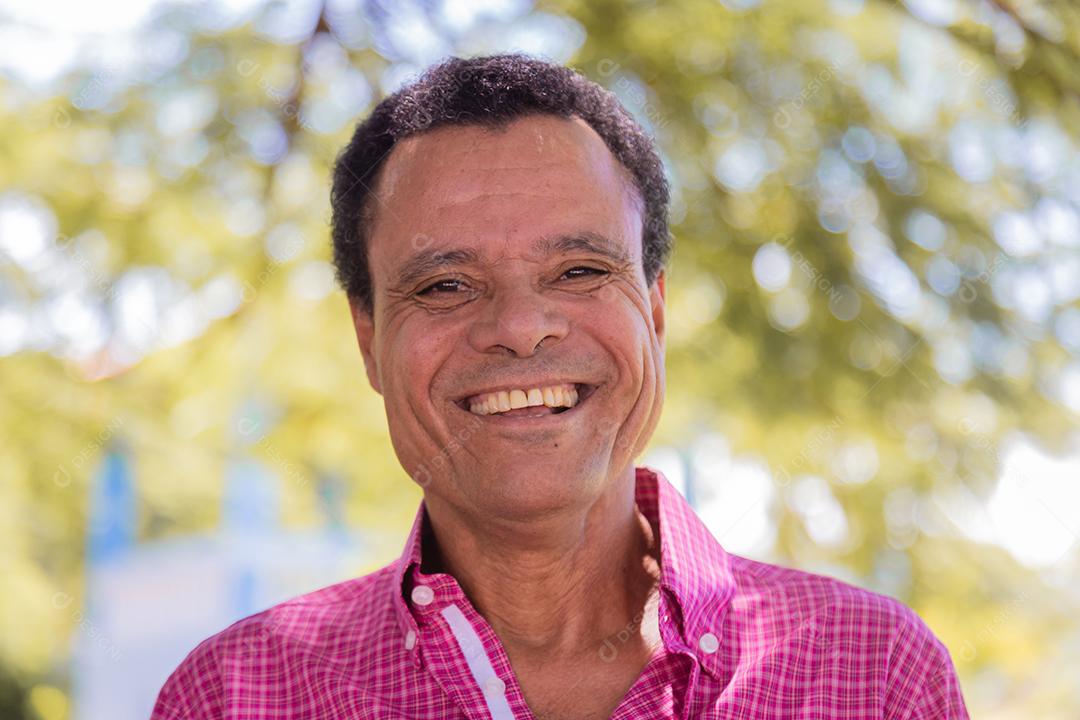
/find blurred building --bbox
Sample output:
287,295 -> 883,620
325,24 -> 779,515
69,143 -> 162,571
70,443 -> 368,720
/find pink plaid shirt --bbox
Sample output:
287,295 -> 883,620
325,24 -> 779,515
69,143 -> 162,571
151,467 -> 969,719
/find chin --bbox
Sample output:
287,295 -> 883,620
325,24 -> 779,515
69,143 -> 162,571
462,457 -> 609,520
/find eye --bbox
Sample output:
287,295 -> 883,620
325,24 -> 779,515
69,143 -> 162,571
418,279 -> 467,295
561,266 -> 609,280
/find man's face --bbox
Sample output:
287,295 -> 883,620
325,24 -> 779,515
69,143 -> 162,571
350,115 -> 665,522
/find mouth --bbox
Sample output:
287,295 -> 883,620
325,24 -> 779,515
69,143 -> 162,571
455,382 -> 597,419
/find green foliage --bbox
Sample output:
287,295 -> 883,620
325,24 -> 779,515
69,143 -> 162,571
1,0 -> 1077,717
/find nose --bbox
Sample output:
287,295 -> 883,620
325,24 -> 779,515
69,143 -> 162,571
467,283 -> 569,358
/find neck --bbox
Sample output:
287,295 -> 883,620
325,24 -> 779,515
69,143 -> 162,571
422,465 -> 662,660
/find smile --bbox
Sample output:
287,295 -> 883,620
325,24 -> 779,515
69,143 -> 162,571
458,383 -> 596,418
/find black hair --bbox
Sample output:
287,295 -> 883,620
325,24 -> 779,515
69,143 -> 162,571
330,52 -> 670,312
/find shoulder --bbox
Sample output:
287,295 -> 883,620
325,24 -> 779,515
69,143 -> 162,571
721,555 -> 969,717
728,554 -> 952,671
218,562 -> 399,653
200,562 -> 398,660
151,564 -> 399,719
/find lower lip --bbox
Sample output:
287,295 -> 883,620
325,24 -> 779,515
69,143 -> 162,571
458,386 -> 594,424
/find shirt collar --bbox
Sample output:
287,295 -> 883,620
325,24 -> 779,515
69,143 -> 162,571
391,466 -> 736,677
637,466 -> 735,678
391,498 -> 428,654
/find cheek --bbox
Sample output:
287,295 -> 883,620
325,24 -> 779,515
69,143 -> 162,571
382,316 -> 455,408
589,294 -> 656,377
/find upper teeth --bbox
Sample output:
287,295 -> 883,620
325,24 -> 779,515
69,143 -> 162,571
468,384 -> 580,415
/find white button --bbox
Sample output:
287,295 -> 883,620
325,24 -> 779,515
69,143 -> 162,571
698,632 -> 719,654
404,630 -> 417,650
411,585 -> 435,606
481,676 -> 506,697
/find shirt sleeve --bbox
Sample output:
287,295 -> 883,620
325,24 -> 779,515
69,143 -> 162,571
149,638 -> 226,720
901,654 -> 971,720
882,604 -> 971,720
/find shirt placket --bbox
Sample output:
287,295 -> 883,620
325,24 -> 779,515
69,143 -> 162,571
408,572 -> 536,720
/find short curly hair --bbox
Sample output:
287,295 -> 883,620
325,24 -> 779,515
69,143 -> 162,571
330,53 -> 671,313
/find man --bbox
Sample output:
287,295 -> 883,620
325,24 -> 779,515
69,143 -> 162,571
152,54 -> 969,719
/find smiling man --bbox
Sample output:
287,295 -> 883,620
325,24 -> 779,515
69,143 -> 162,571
152,54 -> 969,719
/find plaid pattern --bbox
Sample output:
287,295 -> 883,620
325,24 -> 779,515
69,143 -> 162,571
152,467 -> 970,719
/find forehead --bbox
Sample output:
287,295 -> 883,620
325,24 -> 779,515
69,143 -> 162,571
366,114 -> 642,262
374,114 -> 632,201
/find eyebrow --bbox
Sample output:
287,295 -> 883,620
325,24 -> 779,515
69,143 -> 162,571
391,231 -> 632,289
531,231 -> 633,266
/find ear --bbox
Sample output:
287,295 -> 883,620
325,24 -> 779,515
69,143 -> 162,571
349,297 -> 383,395
649,271 -> 666,348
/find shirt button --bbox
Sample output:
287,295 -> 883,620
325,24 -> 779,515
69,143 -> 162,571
404,629 -> 417,650
481,676 -> 506,697
698,632 -> 719,654
411,585 -> 435,606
